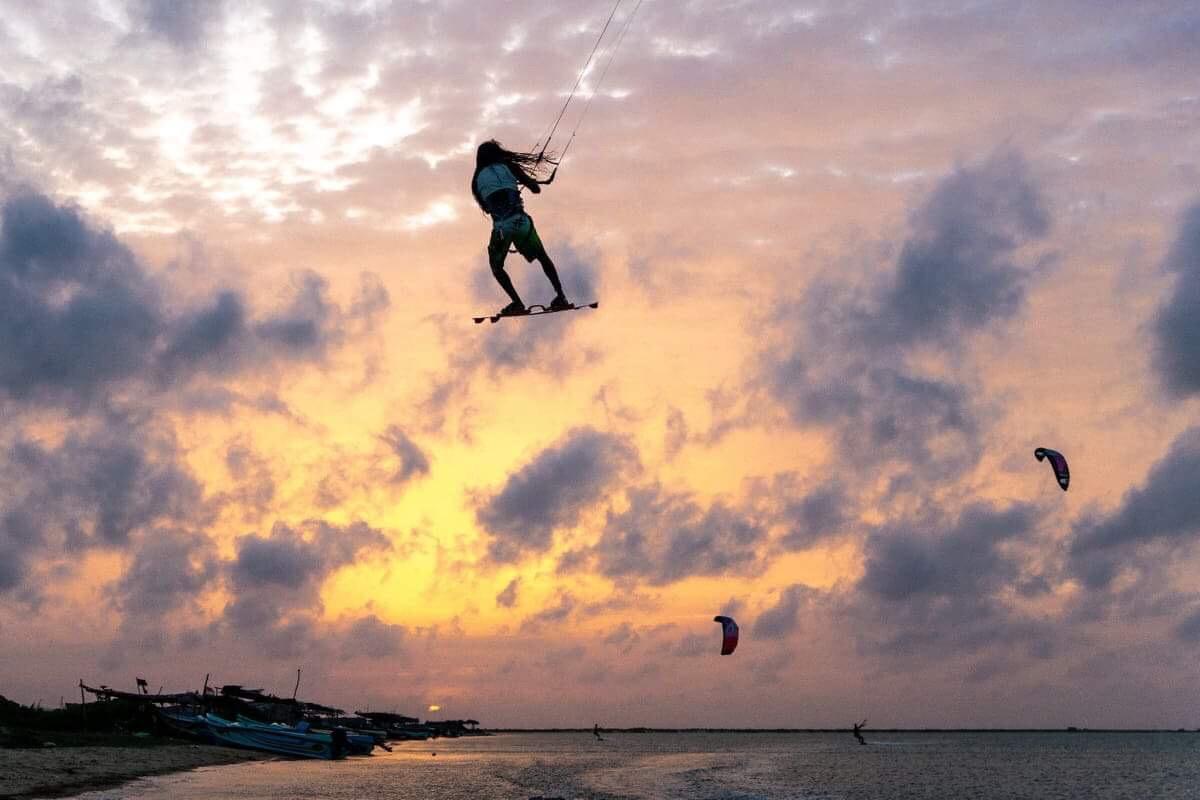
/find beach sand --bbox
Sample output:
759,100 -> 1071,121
0,744 -> 269,799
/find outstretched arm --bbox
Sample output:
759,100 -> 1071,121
515,169 -> 543,194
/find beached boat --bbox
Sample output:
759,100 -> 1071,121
235,715 -> 379,755
202,713 -> 348,760
355,711 -> 435,740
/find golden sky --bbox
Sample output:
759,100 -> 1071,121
1,0 -> 1199,728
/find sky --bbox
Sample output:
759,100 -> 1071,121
0,0 -> 1198,729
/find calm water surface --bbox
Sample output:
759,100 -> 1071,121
65,731 -> 1200,800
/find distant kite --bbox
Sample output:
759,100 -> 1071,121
1034,447 -> 1069,491
713,615 -> 739,655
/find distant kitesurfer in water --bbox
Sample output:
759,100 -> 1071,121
593,723 -> 604,741
471,140 -> 569,317
852,719 -> 867,745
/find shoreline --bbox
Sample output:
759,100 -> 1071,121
0,744 -> 270,799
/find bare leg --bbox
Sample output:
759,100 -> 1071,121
491,261 -> 523,305
534,247 -> 566,300
489,234 -> 523,306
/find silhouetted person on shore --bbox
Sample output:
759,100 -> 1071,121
852,719 -> 867,745
593,723 -> 604,741
471,140 -> 568,316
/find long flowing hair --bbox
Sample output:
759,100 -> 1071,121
470,140 -> 558,212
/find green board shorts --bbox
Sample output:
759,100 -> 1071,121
488,213 -> 544,263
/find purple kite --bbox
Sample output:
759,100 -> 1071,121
713,615 -> 739,655
1034,447 -> 1070,491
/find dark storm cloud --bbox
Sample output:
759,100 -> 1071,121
0,190 -> 163,404
769,353 -> 978,472
221,519 -> 391,649
477,428 -> 637,562
1068,427 -> 1200,589
753,585 -> 810,640
136,0 -> 225,49
116,529 -> 219,617
832,502 -> 1059,663
865,151 -> 1050,347
342,614 -> 407,659
590,484 -> 767,585
380,426 -> 431,485
860,503 -> 1036,601
254,271 -> 332,353
229,520 -> 390,592
159,291 -> 246,376
838,502 -> 1063,663
761,152 -> 1049,478
0,417 -> 204,557
1153,201 -> 1200,397
778,480 -> 854,551
0,189 -> 390,405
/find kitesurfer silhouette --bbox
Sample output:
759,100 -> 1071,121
593,723 -> 604,741
852,719 -> 867,745
471,140 -> 568,317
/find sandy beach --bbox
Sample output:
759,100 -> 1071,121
0,745 -> 269,799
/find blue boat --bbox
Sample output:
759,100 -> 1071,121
201,713 -> 348,759
235,715 -> 379,755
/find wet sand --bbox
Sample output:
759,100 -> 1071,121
0,745 -> 269,799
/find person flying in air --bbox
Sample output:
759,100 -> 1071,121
470,140 -> 569,316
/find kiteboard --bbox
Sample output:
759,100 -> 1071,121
473,300 -> 598,324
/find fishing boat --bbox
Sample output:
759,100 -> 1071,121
202,713 -> 348,759
235,715 -> 381,755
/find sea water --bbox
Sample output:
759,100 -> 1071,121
64,731 -> 1200,800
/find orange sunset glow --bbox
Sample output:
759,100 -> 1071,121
1,0 -> 1199,733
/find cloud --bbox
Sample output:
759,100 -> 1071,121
230,519 -> 389,592
753,585 -> 810,640
837,502 -> 1059,664
116,529 -> 219,617
1068,426 -> 1200,588
420,243 -> 603,432
778,480 -> 854,551
477,427 -> 638,562
860,503 -> 1036,601
863,150 -> 1050,348
591,484 -> 767,585
760,152 -> 1050,478
496,577 -> 520,608
136,0 -> 225,50
524,590 -> 576,628
341,614 -> 407,659
0,189 -> 391,406
159,291 -> 247,376
1153,200 -> 1200,397
1176,609 -> 1200,643
223,519 -> 391,634
380,426 -> 431,484
218,438 -> 276,522
0,414 -> 206,595
664,407 -> 688,460
0,189 -> 164,405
